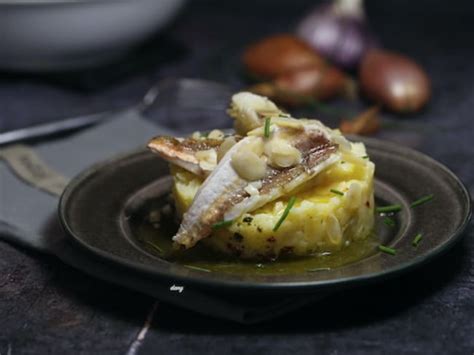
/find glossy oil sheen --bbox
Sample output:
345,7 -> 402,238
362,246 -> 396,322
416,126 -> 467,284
132,209 -> 391,276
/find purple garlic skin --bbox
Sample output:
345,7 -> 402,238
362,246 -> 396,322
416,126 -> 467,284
297,2 -> 378,69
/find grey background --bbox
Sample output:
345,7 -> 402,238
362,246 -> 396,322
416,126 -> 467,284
1,0 -> 473,354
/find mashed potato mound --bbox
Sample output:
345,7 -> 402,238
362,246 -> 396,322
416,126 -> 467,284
171,140 -> 375,259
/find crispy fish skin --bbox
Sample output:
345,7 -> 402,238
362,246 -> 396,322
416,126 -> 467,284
147,136 -> 224,176
173,129 -> 339,249
172,137 -> 257,248
225,143 -> 338,221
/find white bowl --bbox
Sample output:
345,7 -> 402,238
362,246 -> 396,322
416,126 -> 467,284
0,0 -> 186,71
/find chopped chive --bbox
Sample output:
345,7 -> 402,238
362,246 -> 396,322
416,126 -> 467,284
411,194 -> 434,208
376,204 -> 402,213
412,233 -> 423,247
330,189 -> 344,196
183,265 -> 211,272
383,217 -> 396,227
144,240 -> 164,255
264,117 -> 271,138
362,155 -> 369,159
378,245 -> 397,255
273,196 -> 297,231
306,267 -> 331,272
212,219 -> 233,229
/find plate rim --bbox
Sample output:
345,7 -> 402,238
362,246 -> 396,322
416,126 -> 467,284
58,136 -> 472,291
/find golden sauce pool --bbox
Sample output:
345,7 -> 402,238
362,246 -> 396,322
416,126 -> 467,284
132,211 -> 382,276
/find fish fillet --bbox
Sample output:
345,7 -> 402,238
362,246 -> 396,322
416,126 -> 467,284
148,136 -> 224,176
173,126 -> 339,248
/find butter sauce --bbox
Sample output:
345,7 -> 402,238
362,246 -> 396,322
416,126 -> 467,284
134,213 -> 380,276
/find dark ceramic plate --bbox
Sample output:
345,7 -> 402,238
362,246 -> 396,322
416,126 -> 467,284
59,136 -> 471,294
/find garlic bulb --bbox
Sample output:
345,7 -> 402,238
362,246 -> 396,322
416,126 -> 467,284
297,0 -> 377,69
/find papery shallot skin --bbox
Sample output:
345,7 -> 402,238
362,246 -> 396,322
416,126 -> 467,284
359,49 -> 431,113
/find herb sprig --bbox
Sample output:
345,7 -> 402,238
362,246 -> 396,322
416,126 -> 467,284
330,189 -> 344,196
412,233 -> 423,247
378,245 -> 397,255
212,219 -> 233,229
273,196 -> 297,231
411,194 -> 434,208
375,204 -> 402,213
264,117 -> 271,138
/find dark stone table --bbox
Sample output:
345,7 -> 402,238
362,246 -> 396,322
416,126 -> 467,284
1,1 -> 473,353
